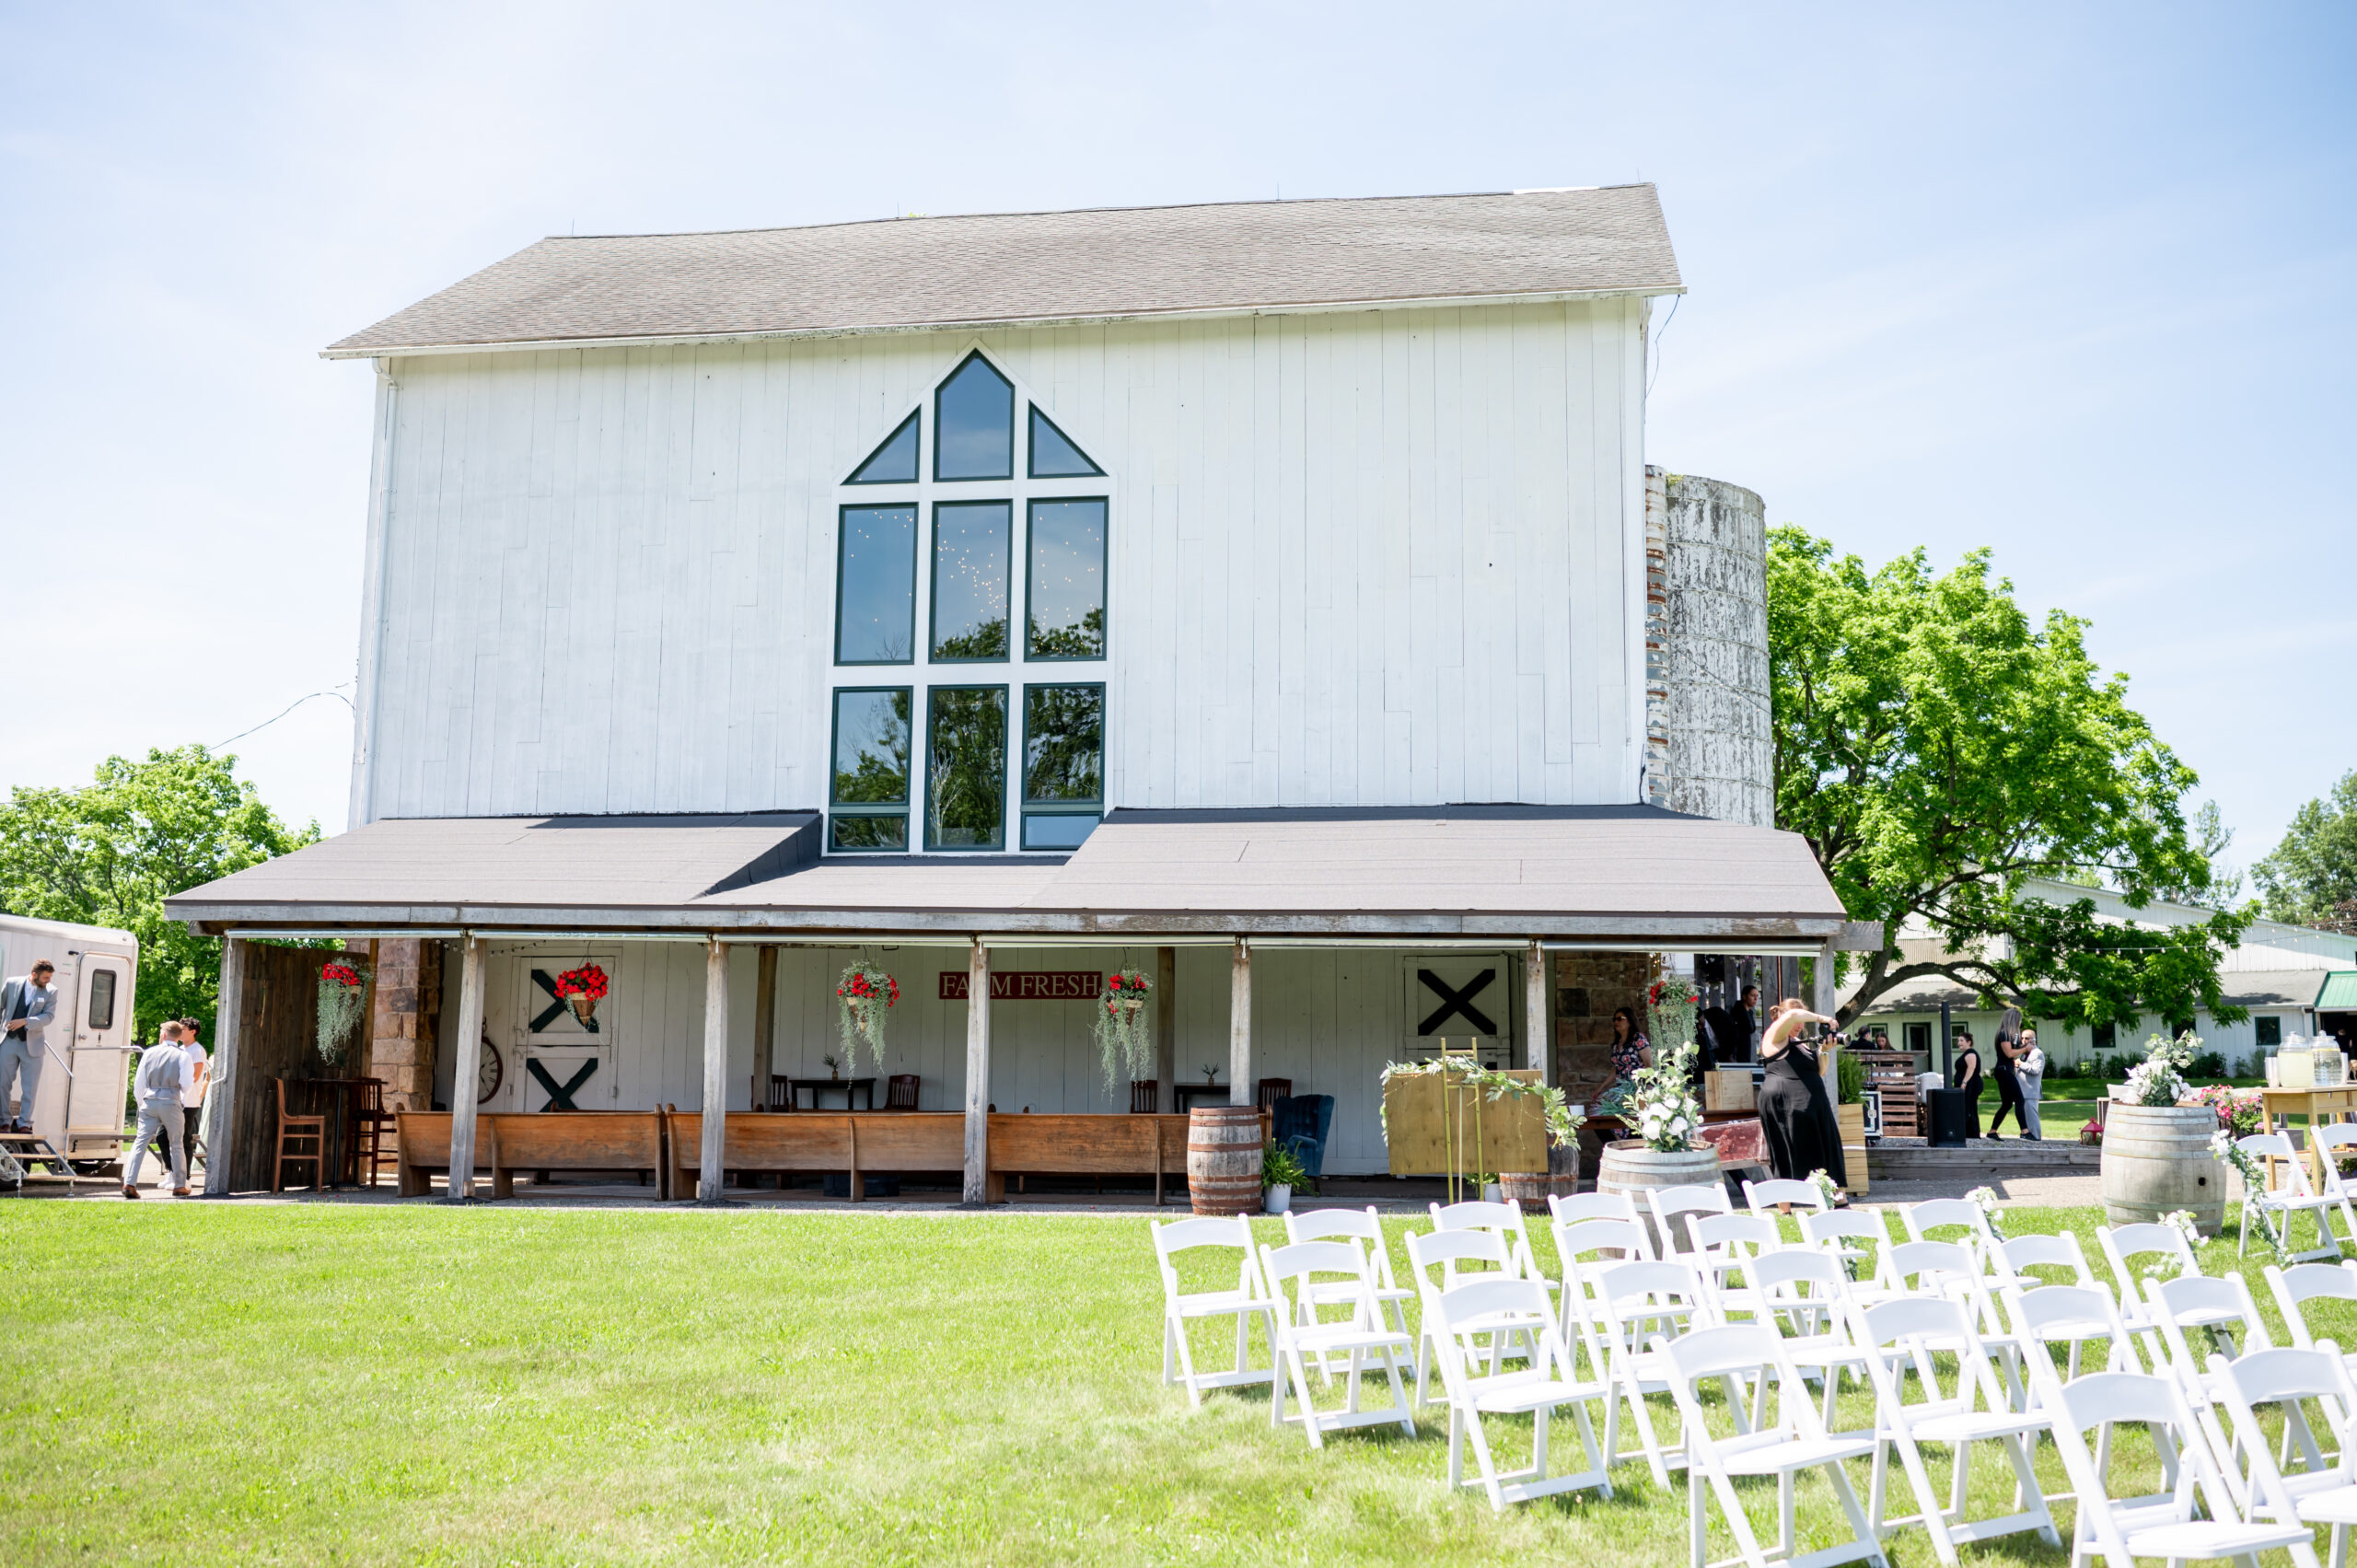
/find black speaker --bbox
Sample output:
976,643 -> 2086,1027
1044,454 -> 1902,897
1927,1089 -> 1974,1148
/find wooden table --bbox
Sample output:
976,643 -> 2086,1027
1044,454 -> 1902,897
1172,1082 -> 1231,1112
794,1077 -> 877,1110
2258,1086 -> 2357,1187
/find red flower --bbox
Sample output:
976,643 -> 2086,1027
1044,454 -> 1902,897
321,962 -> 363,989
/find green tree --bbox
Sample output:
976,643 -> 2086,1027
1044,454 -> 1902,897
2253,769 -> 2357,931
0,746 -> 317,1038
1768,528 -> 2252,1031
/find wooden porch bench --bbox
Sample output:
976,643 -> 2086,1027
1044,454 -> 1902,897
983,1112 -> 1247,1205
665,1111 -> 964,1200
394,1110 -> 667,1198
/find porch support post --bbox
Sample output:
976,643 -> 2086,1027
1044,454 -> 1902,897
751,944 -> 778,1110
1155,946 -> 1176,1112
1228,938 -> 1252,1107
200,936 -> 247,1195
1527,939 -> 1550,1086
699,936 -> 729,1203
445,935 -> 486,1202
962,937 -> 991,1206
1812,940 -> 1838,1020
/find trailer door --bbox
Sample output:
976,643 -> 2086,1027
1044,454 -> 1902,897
66,955 -> 134,1147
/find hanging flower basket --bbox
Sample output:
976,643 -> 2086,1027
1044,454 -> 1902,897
1093,969 -> 1154,1088
1647,973 -> 1699,1054
317,960 -> 367,1065
554,962 -> 610,1026
836,962 -> 899,1072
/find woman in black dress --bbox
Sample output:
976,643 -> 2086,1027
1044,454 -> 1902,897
1757,998 -> 1849,1193
1953,1032 -> 1985,1141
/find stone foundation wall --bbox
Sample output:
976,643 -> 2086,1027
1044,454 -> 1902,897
366,938 -> 443,1112
1553,952 -> 1652,1107
1662,472 -> 1772,828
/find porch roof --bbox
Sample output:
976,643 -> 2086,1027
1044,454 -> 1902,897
166,804 -> 1850,944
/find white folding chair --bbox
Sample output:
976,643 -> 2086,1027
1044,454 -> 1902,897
1989,1233 -> 2108,1376
1686,1212 -> 1783,1318
1744,1248 -> 1875,1430
2311,1122 -> 2357,1245
1431,1198 -> 1548,1283
1283,1205 -> 1414,1339
1149,1215 -> 1272,1405
1887,1238 -> 2027,1402
1553,1215 -> 1655,1318
1647,1180 -> 1731,1260
1656,1323 -> 1888,1568
2235,1132 -> 2349,1262
1423,1274 -> 1616,1510
1588,1257 -> 1731,1487
2003,1283 -> 2148,1408
1257,1240 -> 1418,1447
2141,1271 -> 2272,1400
2097,1220 -> 2205,1363
1853,1295 -> 2058,1564
1742,1176 -> 1830,1217
1898,1197 -> 1998,1249
1405,1227 -> 1545,1407
2209,1345 -> 2357,1565
2038,1369 -> 2316,1568
2267,1260 -> 2357,1379
1550,1189 -> 1642,1227
1802,1209 -> 1899,1303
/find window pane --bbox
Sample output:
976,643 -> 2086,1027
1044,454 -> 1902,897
847,411 -> 919,484
1023,812 -> 1099,851
1028,406 -> 1102,478
2258,1016 -> 2282,1047
1027,500 -> 1106,659
835,505 -> 916,664
87,968 -> 116,1030
831,815 -> 908,852
926,686 -> 1007,850
934,354 -> 1013,480
1024,684 -> 1103,804
831,689 -> 911,805
931,502 -> 1010,660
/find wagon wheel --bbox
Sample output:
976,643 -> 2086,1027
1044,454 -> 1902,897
477,1032 -> 504,1105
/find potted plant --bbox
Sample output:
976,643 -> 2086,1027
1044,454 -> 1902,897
1092,969 -> 1153,1089
1596,1037 -> 1719,1255
316,959 -> 367,1066
553,962 -> 609,1026
834,962 -> 898,1072
2100,1030 -> 2224,1232
1263,1143 -> 1309,1214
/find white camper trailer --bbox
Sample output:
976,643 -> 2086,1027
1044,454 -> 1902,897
0,914 -> 139,1166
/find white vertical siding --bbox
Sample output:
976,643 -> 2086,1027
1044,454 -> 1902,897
364,302 -> 1648,820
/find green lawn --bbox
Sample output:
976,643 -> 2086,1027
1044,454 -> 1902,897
2,1199 -> 2345,1566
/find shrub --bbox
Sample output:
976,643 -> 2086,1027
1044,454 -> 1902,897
2189,1050 -> 2227,1081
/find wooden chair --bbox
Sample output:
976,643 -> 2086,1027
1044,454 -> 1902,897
764,1074 -> 794,1111
352,1077 -> 398,1189
1256,1077 -> 1291,1109
1128,1079 -> 1159,1114
885,1074 -> 919,1110
273,1078 -> 326,1192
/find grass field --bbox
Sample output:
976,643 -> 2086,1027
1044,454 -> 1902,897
3,1198 -> 2344,1566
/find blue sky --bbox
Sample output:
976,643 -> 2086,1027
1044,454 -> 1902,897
2,2 -> 2350,883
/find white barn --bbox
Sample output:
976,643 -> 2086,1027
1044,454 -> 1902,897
171,189 -> 1852,1200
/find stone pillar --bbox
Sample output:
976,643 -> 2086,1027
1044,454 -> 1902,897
1643,467 -> 1671,808
366,937 -> 442,1112
1663,473 -> 1771,828
1552,952 -> 1653,1108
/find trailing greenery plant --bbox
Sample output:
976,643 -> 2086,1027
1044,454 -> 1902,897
1835,1049 -> 1865,1105
1089,970 -> 1152,1089
1376,1057 -> 1584,1149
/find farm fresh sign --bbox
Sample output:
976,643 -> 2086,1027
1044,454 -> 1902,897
937,970 -> 1102,1001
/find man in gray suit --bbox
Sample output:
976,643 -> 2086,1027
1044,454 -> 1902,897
0,960 -> 57,1132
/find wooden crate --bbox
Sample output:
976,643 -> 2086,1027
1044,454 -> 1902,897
1854,1051 -> 1922,1140
1384,1067 -> 1548,1176
1703,1069 -> 1756,1112
1837,1102 -> 1870,1195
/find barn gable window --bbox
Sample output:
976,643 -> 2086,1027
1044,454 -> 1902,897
830,350 -> 1107,854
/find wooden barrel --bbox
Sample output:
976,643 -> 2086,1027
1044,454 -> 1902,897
1500,1142 -> 1581,1207
1596,1140 -> 1723,1258
1187,1106 -> 1265,1216
2101,1104 -> 2225,1231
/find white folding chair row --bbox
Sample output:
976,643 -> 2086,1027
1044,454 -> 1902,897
1150,1215 -> 1274,1405
2270,1260 -> 2357,1384
1898,1197 -> 2002,1250
1421,1272 -> 1617,1510
1686,1211 -> 1783,1317
1647,1179 -> 1732,1260
1801,1209 -> 1901,1302
1430,1197 -> 1552,1289
1283,1204 -> 1415,1341
1258,1240 -> 1418,1447
1405,1227 -> 1550,1407
1742,1176 -> 1833,1216
2235,1132 -> 2354,1263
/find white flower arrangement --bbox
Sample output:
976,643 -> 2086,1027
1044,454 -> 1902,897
2142,1207 -> 2205,1280
1808,1167 -> 1841,1206
2208,1130 -> 2285,1260
2121,1029 -> 2199,1108
1964,1185 -> 2006,1239
1630,1039 -> 1704,1154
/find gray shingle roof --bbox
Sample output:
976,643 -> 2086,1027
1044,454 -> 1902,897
325,187 -> 1681,357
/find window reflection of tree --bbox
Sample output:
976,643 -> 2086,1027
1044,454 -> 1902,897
1026,686 -> 1103,802
834,691 -> 911,805
928,688 -> 1006,848
933,618 -> 1008,661
1028,606 -> 1105,661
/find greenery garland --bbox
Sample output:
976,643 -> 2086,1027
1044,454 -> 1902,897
1376,1057 -> 1584,1149
2210,1131 -> 2287,1260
